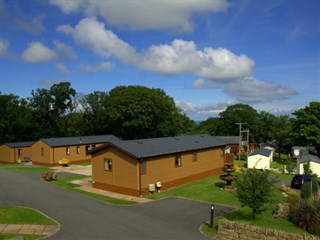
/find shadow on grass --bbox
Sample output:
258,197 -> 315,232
214,182 -> 225,188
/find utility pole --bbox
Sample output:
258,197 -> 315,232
236,123 -> 246,166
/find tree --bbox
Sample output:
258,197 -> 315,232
197,117 -> 221,135
80,91 -> 110,135
256,111 -> 277,143
105,86 -> 191,139
0,93 -> 34,143
218,104 -> 259,140
292,102 -> 320,156
273,115 -> 293,158
29,82 -> 76,138
234,169 -> 276,220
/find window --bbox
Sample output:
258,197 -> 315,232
104,159 -> 112,171
175,155 -> 182,167
66,147 -> 70,155
85,145 -> 90,152
192,153 -> 198,162
18,149 -> 22,157
77,146 -> 81,154
141,161 -> 146,175
41,147 -> 44,157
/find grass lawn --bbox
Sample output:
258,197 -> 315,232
77,162 -> 92,166
147,175 -> 240,207
5,166 -> 51,173
0,206 -> 56,240
0,206 -> 56,225
146,173 -> 311,237
0,233 -> 44,240
51,175 -> 137,205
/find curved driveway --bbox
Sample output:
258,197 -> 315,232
0,168 -> 234,240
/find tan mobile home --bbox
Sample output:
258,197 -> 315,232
32,135 -> 120,166
0,141 -> 34,163
91,134 -> 229,196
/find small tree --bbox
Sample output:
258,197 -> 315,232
234,169 -> 277,220
303,161 -> 312,175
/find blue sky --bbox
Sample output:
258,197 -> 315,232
0,0 -> 319,120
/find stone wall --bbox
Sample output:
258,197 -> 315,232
216,218 -> 319,240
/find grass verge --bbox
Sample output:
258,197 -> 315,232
0,206 -> 56,240
5,167 -> 51,173
77,162 -> 92,166
51,175 -> 137,205
0,206 -> 56,225
0,233 -> 44,240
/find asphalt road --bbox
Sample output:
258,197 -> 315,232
0,168 -> 234,240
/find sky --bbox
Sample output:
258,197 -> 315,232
0,0 -> 319,121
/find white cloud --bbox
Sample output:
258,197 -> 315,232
0,39 -> 9,57
140,40 -> 203,75
224,77 -> 297,103
57,18 -> 138,63
21,41 -> 75,63
175,99 -> 234,120
58,18 -> 254,80
141,40 -> 254,79
50,0 -> 229,31
49,0 -> 83,13
56,63 -> 70,74
198,48 -> 254,80
57,17 -> 297,104
22,42 -> 56,63
78,62 -> 114,72
192,78 -> 220,89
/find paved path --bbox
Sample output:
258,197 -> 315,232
0,168 -> 234,240
70,177 -> 152,203
0,224 -> 58,236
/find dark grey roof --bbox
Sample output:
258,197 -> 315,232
249,148 -> 272,157
5,141 -> 35,148
91,134 -> 227,159
38,135 -> 120,147
299,153 -> 320,164
215,136 -> 239,145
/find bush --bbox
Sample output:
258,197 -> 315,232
300,177 -> 319,199
289,194 -> 320,236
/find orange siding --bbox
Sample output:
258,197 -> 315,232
32,141 -> 53,165
0,145 -> 14,163
92,146 -> 225,196
53,144 -> 102,164
15,147 -> 32,162
32,142 -> 103,166
92,147 -> 139,194
141,148 -> 224,192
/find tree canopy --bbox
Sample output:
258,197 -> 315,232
0,82 -> 319,157
292,102 -> 320,155
105,86 -> 192,139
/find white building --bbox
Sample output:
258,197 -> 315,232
297,152 -> 320,176
247,148 -> 273,170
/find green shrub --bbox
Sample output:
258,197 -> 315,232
289,194 -> 320,236
301,182 -> 312,199
300,177 -> 319,199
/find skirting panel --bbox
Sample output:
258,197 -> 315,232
93,181 -> 140,197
